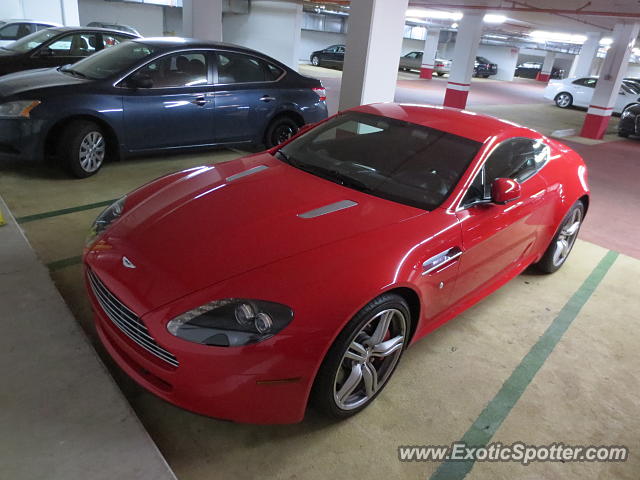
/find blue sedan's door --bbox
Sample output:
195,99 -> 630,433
121,51 -> 216,151
212,51 -> 281,144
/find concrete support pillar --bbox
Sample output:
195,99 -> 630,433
536,51 -> 556,82
443,10 -> 485,109
338,0 -> 410,110
580,22 -> 640,139
222,0 -> 302,70
420,28 -> 441,79
573,32 -> 602,78
183,0 -> 223,42
59,0 -> 80,26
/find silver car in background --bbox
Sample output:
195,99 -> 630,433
399,51 -> 451,76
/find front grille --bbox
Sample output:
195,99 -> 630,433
88,269 -> 179,367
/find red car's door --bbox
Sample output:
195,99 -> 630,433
451,137 -> 552,304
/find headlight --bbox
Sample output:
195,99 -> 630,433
86,196 -> 127,246
0,100 -> 41,118
167,299 -> 294,347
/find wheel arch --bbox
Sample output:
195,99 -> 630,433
44,114 -> 120,160
262,109 -> 306,145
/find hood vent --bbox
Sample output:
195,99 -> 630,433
298,200 -> 358,219
226,165 -> 268,182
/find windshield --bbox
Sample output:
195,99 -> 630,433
277,112 -> 481,211
477,56 -> 491,64
64,41 -> 155,80
4,29 -> 60,53
622,80 -> 640,95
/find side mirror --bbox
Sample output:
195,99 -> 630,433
127,72 -> 153,89
491,178 -> 521,205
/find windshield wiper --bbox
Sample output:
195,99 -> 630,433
274,149 -> 293,165
296,163 -> 373,193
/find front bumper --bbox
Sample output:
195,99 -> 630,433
86,268 -> 316,424
0,118 -> 43,162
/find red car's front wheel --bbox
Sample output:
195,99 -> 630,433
312,293 -> 411,418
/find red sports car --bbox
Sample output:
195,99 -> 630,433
84,104 -> 589,424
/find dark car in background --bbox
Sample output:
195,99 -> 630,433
87,22 -> 141,36
0,38 -> 328,177
310,44 -> 345,68
473,56 -> 497,78
515,62 -> 564,79
618,103 -> 640,138
0,27 -> 138,76
0,19 -> 61,47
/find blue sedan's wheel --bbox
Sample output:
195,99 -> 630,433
59,120 -> 108,178
265,116 -> 299,148
312,293 -> 410,418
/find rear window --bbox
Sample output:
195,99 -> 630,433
477,56 -> 491,64
278,112 -> 481,211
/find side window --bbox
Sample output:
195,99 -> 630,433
47,33 -> 99,56
265,63 -> 283,81
406,52 -> 418,59
336,46 -> 345,54
135,52 -> 208,88
17,23 -> 34,39
216,52 -> 271,84
103,34 -> 131,48
461,138 -> 549,207
0,24 -> 20,40
36,24 -> 53,31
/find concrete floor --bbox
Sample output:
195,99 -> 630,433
1,72 -> 639,479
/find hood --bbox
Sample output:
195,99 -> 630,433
0,67 -> 87,98
88,152 -> 422,314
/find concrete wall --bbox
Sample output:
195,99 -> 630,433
78,0 -> 164,36
223,0 -> 302,69
1,0 -> 79,25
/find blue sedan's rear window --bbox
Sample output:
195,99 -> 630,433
278,111 -> 482,211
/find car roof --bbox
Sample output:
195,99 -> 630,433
132,37 -> 286,58
350,103 -> 535,144
1,19 -> 60,24
46,26 -> 139,35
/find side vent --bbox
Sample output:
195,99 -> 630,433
298,200 -> 358,219
226,165 -> 268,182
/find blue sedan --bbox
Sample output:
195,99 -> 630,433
0,38 -> 328,177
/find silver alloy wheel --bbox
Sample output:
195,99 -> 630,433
333,308 -> 407,410
312,56 -> 319,66
79,131 -> 106,173
552,208 -> 582,267
556,93 -> 572,108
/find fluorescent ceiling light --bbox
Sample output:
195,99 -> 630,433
600,37 -> 613,46
406,17 -> 428,24
451,22 -> 459,29
483,14 -> 506,24
406,9 -> 463,21
529,30 -> 587,44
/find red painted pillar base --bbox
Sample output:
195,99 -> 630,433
535,72 -> 551,82
443,87 -> 469,109
580,113 -> 611,139
419,67 -> 434,79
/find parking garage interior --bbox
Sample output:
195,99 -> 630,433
1,1 -> 640,479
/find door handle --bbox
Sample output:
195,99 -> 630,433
191,96 -> 206,106
422,247 -> 463,275
260,95 -> 275,102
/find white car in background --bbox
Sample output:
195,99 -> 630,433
0,19 -> 61,47
544,76 -> 640,114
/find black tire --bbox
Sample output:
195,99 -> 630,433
482,74 -> 490,78
618,130 -> 630,138
265,116 -> 299,148
436,72 -> 445,77
534,200 -> 585,274
554,92 -> 573,109
58,120 -> 107,178
311,293 -> 411,419
311,56 -> 320,67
